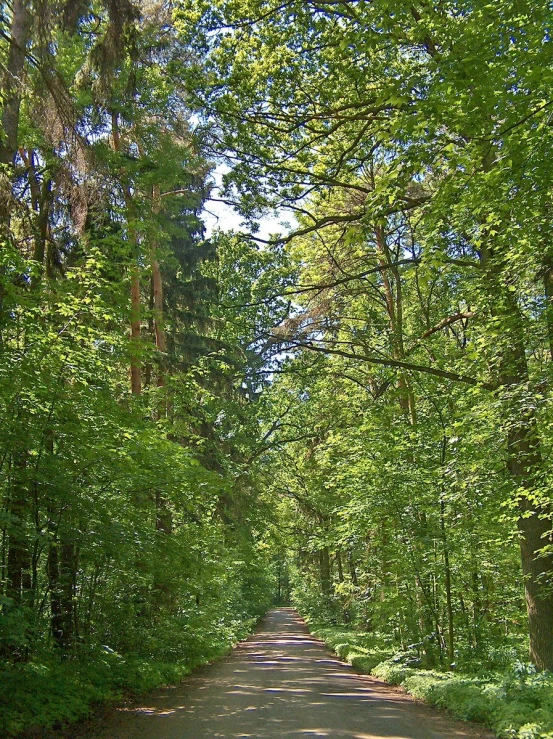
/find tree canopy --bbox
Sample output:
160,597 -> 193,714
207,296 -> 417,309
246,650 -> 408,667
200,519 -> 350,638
2,1 -> 553,736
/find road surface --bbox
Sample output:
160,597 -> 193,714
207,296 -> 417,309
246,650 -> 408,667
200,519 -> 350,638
84,608 -> 493,739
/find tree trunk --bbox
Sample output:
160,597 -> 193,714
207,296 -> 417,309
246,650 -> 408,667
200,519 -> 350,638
319,547 -> 331,596
336,549 -> 344,583
151,185 -> 167,378
439,437 -> 455,664
374,224 -> 416,424
144,277 -> 154,390
7,451 -> 32,606
18,149 -> 52,287
130,267 -> 142,395
471,568 -> 481,646
510,423 -> 553,670
543,257 -> 553,362
482,246 -> 553,670
0,0 -> 31,164
414,571 -> 439,667
111,112 -> 142,395
348,550 -> 358,585
48,534 -> 77,654
440,498 -> 454,665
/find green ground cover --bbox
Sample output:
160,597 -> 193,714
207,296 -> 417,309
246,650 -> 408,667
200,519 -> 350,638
2,616 -> 258,737
310,624 -> 553,739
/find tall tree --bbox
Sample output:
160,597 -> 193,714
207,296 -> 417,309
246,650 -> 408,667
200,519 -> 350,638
180,0 -> 553,669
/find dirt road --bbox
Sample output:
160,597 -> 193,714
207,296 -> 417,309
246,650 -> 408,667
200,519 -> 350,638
84,608 -> 493,739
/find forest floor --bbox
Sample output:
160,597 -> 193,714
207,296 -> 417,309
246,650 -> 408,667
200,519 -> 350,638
65,608 -> 494,739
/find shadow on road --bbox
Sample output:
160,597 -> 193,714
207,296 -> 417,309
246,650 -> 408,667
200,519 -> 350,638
88,608 -> 493,739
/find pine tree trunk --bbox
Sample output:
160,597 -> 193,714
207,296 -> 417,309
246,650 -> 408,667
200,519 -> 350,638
130,268 -> 142,395
111,112 -> 142,395
151,185 -> 167,380
0,0 -> 31,164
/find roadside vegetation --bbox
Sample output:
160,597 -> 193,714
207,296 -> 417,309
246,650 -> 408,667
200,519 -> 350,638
1,614 -> 259,736
308,622 -> 553,739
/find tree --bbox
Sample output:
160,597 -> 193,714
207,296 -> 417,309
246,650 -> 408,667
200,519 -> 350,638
0,0 -> 280,677
180,0 -> 553,669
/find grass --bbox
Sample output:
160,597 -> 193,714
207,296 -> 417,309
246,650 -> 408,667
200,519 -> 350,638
309,624 -> 553,739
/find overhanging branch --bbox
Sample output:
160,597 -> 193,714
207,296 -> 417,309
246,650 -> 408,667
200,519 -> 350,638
285,340 -> 492,388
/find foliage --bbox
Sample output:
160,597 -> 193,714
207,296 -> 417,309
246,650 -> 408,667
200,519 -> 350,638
4,0 -> 553,735
180,0 -> 553,676
0,3 -> 287,735
0,613 -> 258,737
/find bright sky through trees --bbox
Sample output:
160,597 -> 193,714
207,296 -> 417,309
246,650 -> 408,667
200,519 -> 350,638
202,165 -> 291,240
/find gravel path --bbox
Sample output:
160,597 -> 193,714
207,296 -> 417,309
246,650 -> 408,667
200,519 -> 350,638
83,608 -> 494,739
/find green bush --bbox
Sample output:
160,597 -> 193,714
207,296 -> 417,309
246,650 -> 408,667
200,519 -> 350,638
309,623 -> 394,674
0,654 -> 193,736
371,660 -> 417,685
350,654 -> 387,672
0,612 -> 259,737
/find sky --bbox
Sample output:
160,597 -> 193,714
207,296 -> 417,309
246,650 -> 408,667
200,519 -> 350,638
201,166 -> 293,242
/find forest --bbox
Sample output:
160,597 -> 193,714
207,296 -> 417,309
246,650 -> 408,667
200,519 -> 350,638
1,1 -> 553,737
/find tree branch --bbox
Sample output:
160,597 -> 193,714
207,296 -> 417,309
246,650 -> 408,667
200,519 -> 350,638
284,339 -> 492,388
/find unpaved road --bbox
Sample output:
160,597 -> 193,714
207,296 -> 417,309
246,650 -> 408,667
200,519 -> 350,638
83,608 -> 493,739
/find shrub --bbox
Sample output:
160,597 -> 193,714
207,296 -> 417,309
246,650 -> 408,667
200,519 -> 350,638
0,611 -> 259,737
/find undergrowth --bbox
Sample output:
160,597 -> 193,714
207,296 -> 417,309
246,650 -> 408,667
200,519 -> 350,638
309,623 -> 553,739
1,615 -> 258,737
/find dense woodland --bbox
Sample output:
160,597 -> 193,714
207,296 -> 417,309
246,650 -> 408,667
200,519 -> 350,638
2,0 -> 553,737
